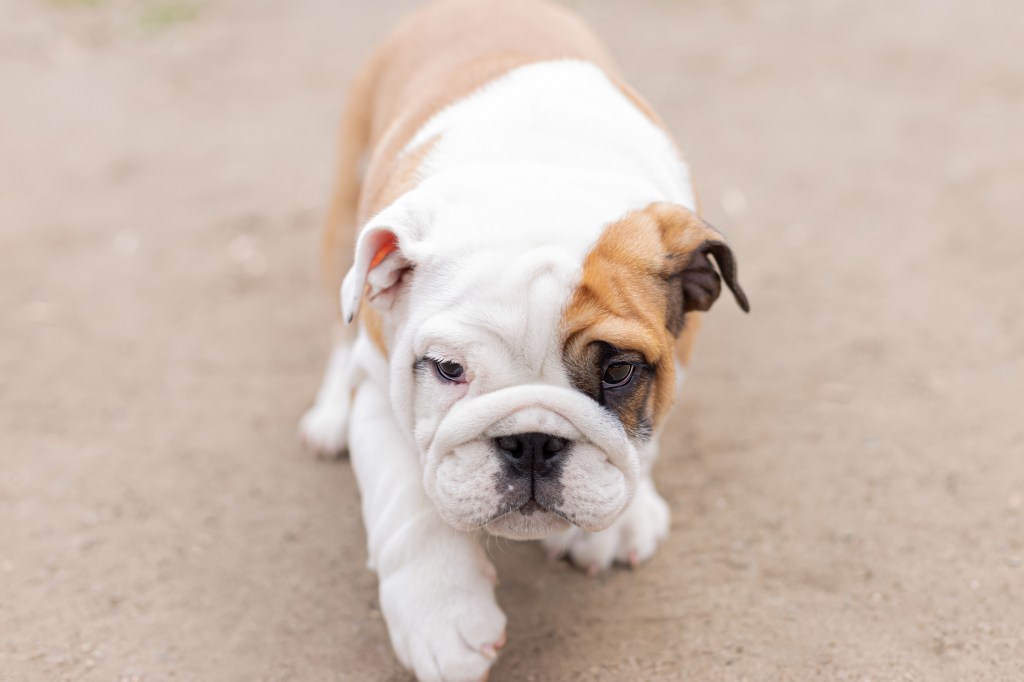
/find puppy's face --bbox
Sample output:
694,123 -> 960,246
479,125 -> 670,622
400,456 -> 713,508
343,193 -> 747,540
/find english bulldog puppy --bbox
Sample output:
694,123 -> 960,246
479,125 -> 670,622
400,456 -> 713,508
299,0 -> 749,679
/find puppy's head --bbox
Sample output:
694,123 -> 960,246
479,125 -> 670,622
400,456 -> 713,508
342,187 -> 747,540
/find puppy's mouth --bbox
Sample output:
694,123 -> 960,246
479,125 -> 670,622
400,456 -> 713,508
491,492 -> 564,522
484,495 -> 572,540
516,498 -> 545,515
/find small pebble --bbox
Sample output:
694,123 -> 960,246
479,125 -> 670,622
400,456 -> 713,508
944,157 -> 975,182
243,253 -> 268,276
227,234 -> 257,261
719,186 -> 748,218
227,235 -> 268,277
25,300 -> 56,324
112,230 -> 140,257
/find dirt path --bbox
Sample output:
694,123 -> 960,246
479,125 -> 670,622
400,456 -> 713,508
2,0 -> 1022,680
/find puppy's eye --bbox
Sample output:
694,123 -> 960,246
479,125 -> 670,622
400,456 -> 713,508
433,359 -> 466,383
602,362 -> 635,389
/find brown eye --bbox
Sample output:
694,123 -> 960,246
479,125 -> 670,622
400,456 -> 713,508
602,362 -> 635,389
433,359 -> 465,383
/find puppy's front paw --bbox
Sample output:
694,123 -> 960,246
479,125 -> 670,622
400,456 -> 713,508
380,557 -> 506,682
297,397 -> 349,458
542,478 -> 669,574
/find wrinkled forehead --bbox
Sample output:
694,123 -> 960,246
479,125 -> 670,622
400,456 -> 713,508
410,247 -> 582,370
401,170 -> 678,384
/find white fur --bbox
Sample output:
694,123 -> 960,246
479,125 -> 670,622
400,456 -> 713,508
421,384 -> 638,534
306,59 -> 692,682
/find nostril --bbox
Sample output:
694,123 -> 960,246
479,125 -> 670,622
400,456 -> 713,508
543,436 -> 567,459
496,436 -> 523,458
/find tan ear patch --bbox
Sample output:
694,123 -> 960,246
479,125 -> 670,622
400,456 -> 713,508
359,306 -> 389,359
561,202 -> 747,431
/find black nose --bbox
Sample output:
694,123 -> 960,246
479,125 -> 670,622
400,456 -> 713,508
493,432 -> 568,476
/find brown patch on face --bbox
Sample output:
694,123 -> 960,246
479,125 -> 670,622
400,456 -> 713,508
565,342 -> 657,439
561,203 -> 748,432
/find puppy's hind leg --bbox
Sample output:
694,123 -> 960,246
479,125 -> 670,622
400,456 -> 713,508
299,323 -> 355,458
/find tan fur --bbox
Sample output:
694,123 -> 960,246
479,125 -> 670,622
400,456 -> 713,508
674,312 -> 703,369
359,306 -> 388,358
561,204 -> 725,428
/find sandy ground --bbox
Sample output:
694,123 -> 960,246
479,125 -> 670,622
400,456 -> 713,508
2,0 -> 1023,680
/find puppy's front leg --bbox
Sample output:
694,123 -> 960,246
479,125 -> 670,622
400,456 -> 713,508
542,475 -> 670,575
349,378 -> 506,682
299,324 -> 354,457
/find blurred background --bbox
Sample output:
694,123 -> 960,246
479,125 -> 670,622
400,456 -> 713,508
1,0 -> 1022,679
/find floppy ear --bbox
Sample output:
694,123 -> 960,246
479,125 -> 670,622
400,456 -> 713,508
340,196 -> 427,323
677,240 -> 749,314
656,203 -> 749,336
